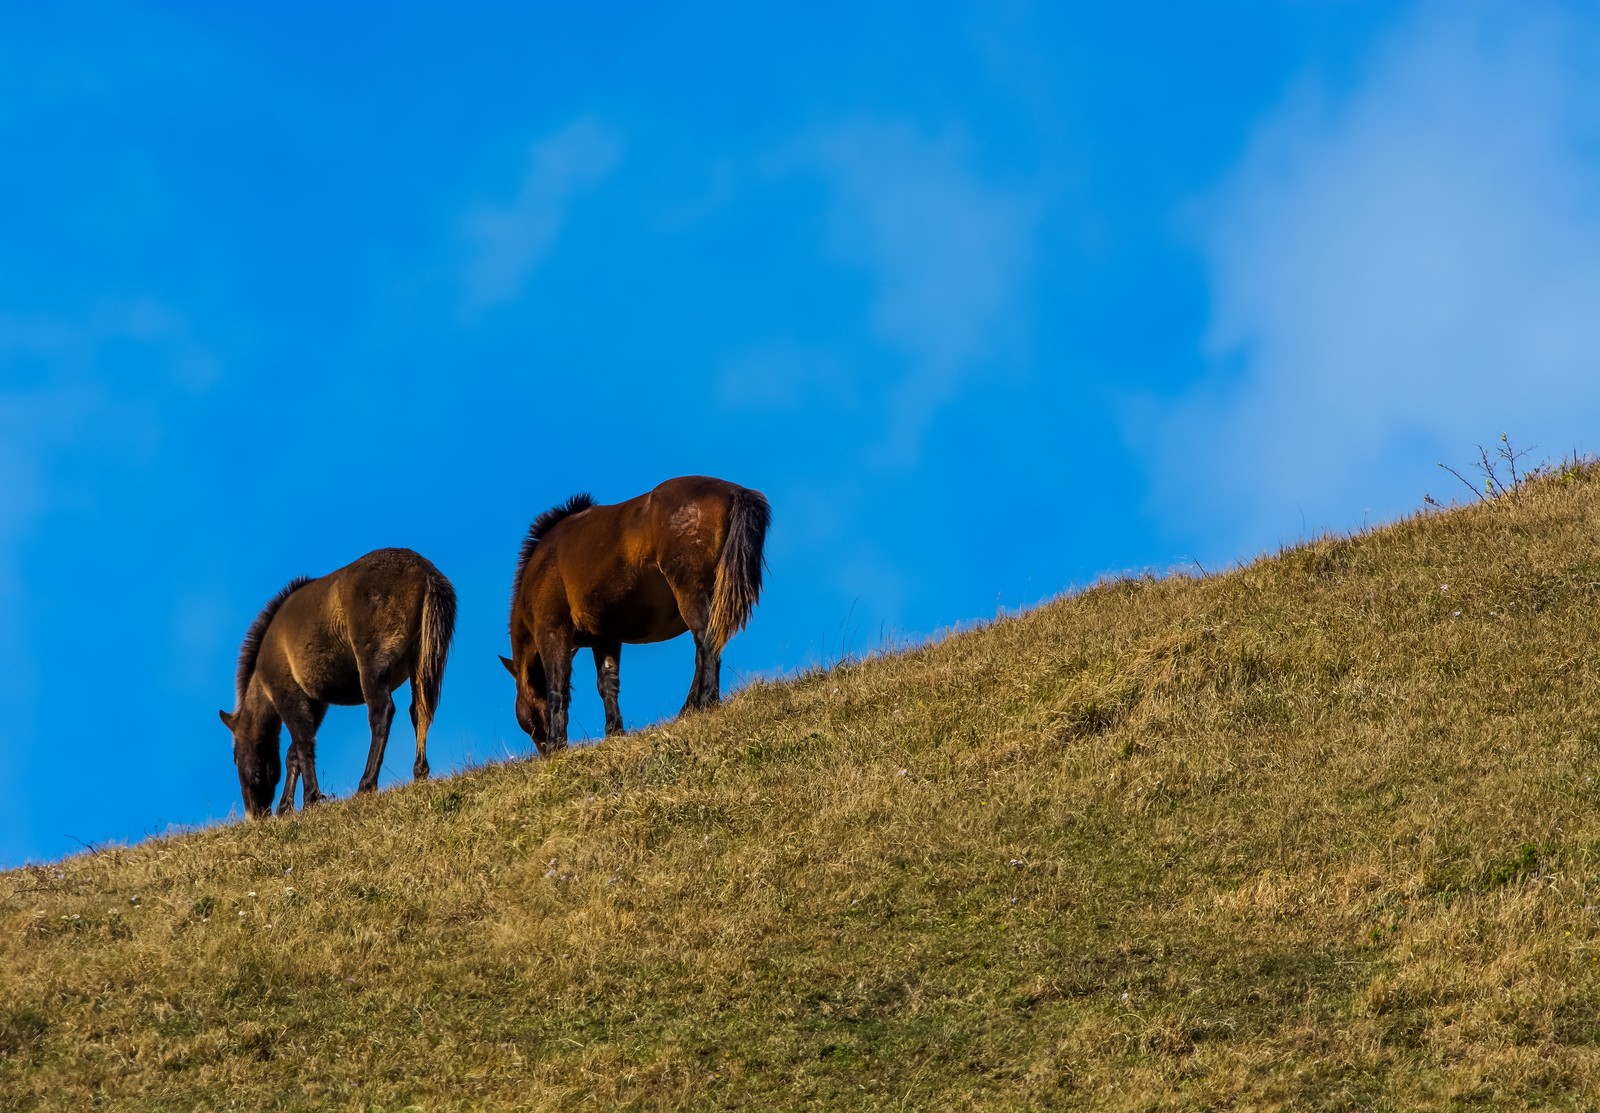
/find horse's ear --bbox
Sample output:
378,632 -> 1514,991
219,709 -> 235,730
499,655 -> 517,678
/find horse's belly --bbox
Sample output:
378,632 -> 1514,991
293,641 -> 365,705
610,611 -> 690,644
577,573 -> 689,644
318,680 -> 366,706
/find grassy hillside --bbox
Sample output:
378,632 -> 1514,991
8,466 -> 1600,1110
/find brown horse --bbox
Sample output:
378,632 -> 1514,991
501,475 -> 769,755
219,548 -> 456,818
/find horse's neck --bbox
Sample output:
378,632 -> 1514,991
236,678 -> 282,736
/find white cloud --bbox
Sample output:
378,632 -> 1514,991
462,119 -> 623,313
1142,7 -> 1600,559
792,119 -> 1037,464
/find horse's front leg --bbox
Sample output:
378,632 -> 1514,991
277,697 -> 329,814
593,641 -> 623,737
281,745 -> 301,813
540,634 -> 574,754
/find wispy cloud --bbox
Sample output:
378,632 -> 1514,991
0,302 -> 217,704
1140,7 -> 1600,559
790,119 -> 1037,464
0,301 -> 213,550
718,343 -> 855,411
462,119 -> 624,313
0,388 -> 94,603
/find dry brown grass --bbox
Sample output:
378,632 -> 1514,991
8,464 -> 1600,1109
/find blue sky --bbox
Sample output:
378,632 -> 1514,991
4,2 -> 1599,868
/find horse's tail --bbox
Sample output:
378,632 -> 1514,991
708,486 -> 771,649
416,566 -> 458,722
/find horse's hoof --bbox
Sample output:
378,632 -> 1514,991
413,761 -> 430,781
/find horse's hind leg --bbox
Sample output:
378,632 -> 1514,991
662,566 -> 726,713
667,580 -> 722,714
702,638 -> 723,705
355,660 -> 397,795
408,694 -> 431,781
684,633 -> 723,712
593,641 -> 623,737
277,698 -> 328,815
408,658 -> 435,781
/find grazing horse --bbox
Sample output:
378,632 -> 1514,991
219,548 -> 456,818
501,475 -> 770,755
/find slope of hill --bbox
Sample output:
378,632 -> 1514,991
7,466 -> 1600,1110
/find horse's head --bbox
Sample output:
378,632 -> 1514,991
219,708 -> 281,818
500,653 -> 556,756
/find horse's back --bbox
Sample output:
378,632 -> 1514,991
642,475 -> 753,572
648,474 -> 747,503
519,479 -> 719,640
646,475 -> 751,526
513,476 -> 765,648
267,549 -> 440,703
334,548 -> 438,607
527,498 -> 683,642
331,548 -> 442,654
330,547 -> 441,589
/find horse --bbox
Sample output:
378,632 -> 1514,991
501,475 -> 770,755
219,548 -> 456,818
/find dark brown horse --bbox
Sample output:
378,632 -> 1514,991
219,548 -> 456,817
501,475 -> 769,755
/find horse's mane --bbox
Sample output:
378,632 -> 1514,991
509,493 -> 595,622
234,576 -> 311,707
